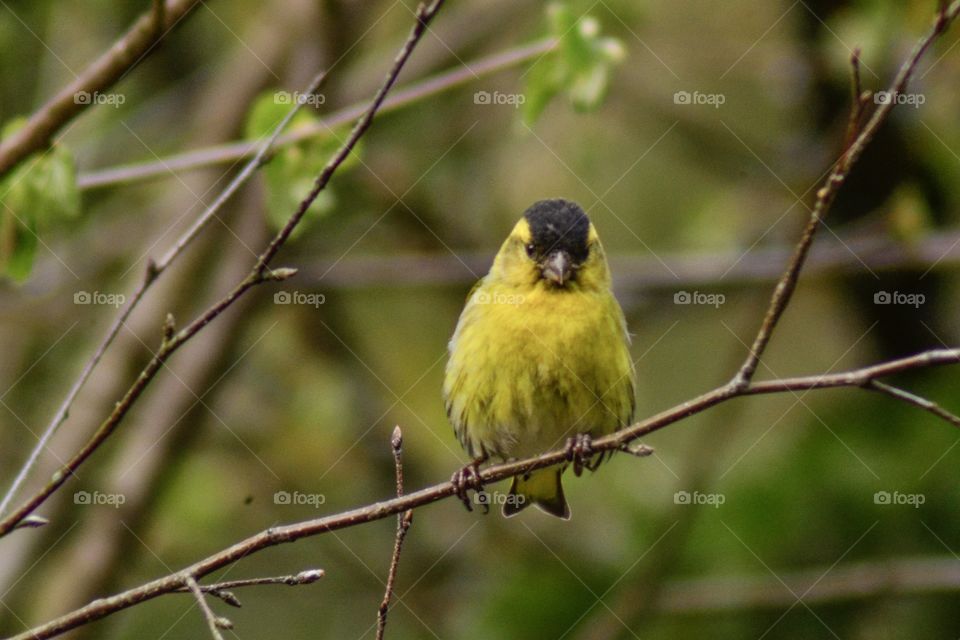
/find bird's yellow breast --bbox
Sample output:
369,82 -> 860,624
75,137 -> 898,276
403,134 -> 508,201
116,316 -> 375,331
444,279 -> 635,460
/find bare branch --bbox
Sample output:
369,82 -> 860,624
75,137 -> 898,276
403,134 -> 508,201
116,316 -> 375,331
377,426 -> 414,640
174,570 -> 324,609
842,47 -> 870,151
252,0 -> 445,277
865,380 -> 960,428
11,346 -> 960,640
732,0 -> 960,388
185,576 -> 230,640
742,349 -> 960,400
0,0 -> 203,177
0,71 -> 327,522
76,37 -> 556,191
0,0 -> 447,537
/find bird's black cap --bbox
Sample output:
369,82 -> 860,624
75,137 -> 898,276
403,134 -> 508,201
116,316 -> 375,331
523,199 -> 591,264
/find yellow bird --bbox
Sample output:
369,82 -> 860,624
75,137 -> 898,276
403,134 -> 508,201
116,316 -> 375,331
444,199 -> 635,518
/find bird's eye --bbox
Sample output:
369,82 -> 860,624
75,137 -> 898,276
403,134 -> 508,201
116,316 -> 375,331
524,243 -> 536,258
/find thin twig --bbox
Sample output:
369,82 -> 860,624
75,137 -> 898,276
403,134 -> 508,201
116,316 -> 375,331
11,346 -> 960,640
76,37 -> 556,190
741,349 -> 960,398
183,569 -> 325,593
865,380 -> 960,428
255,1 -> 444,275
732,0 -> 960,388
842,47 -> 870,152
0,0 -> 203,177
377,426 -> 414,640
173,570 -> 324,608
0,71 -> 328,521
185,576 -> 230,640
0,0 -> 447,537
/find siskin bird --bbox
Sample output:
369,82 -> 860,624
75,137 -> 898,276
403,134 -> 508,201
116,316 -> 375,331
444,198 -> 635,519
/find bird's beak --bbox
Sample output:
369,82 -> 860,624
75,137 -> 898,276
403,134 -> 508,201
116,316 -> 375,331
542,250 -> 573,286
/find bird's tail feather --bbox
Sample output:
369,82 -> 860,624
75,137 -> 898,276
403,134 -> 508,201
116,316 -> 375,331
503,468 -> 570,519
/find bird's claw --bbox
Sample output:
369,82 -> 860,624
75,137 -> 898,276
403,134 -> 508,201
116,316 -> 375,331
565,433 -> 601,477
451,459 -> 487,513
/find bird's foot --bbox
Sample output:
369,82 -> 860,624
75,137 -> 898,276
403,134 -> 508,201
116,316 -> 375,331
565,433 -> 601,477
450,458 -> 487,513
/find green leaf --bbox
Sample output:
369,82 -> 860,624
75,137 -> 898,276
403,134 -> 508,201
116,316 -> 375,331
0,117 -> 80,281
244,91 -> 358,237
521,50 -> 566,125
521,2 -> 626,125
32,144 -> 80,222
569,62 -> 609,111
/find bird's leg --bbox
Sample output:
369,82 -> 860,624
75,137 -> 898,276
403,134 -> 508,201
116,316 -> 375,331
584,450 -> 605,473
564,433 -> 597,477
450,456 -> 487,513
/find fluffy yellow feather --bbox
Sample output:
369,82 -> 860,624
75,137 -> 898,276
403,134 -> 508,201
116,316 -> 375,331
444,199 -> 635,518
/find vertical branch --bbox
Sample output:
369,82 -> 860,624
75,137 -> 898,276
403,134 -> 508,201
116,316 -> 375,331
377,426 -> 415,640
842,48 -> 870,152
185,576 -> 231,640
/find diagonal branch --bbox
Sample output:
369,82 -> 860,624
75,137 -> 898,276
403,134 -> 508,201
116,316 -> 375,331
865,380 -> 960,428
732,0 -> 960,388
0,0 -> 203,177
77,37 -> 557,191
0,71 -> 328,521
10,347 -> 960,640
0,0 -> 448,538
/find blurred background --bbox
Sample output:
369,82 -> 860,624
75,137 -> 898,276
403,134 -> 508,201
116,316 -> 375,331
2,0 -> 960,638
